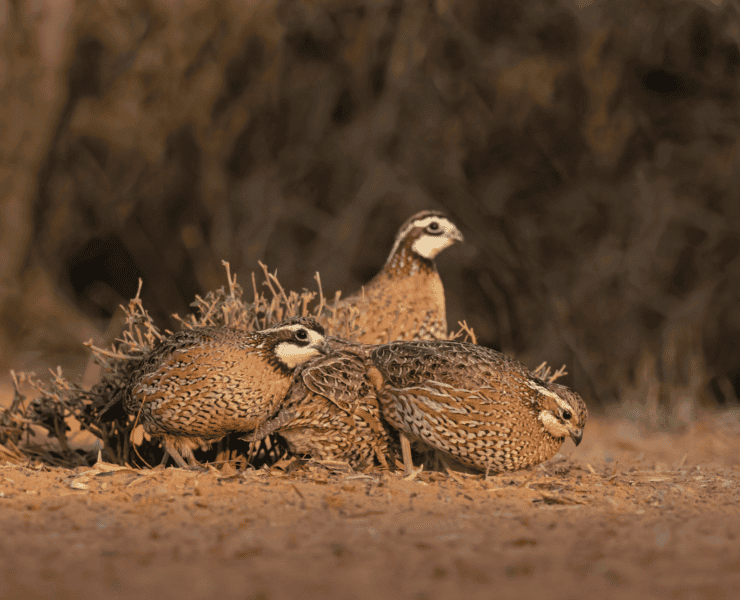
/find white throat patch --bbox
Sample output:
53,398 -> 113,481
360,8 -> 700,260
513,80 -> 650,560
274,340 -> 323,369
412,234 -> 455,259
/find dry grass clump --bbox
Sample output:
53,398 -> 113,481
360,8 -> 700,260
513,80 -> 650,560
0,261 -> 560,470
0,262 -> 357,468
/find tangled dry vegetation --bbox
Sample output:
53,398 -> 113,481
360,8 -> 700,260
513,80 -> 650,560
1,262 -> 342,468
1,261 -> 498,471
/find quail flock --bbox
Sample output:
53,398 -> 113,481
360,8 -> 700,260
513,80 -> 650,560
102,210 -> 588,475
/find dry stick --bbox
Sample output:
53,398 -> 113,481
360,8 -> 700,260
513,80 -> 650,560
9,370 -> 29,414
517,468 -> 541,489
252,270 -> 270,330
222,262 -> 241,324
265,269 -> 292,315
251,270 -> 260,327
84,340 -> 138,361
134,326 -> 146,349
533,361 -> 548,378
222,260 -> 236,297
314,272 -> 326,317
0,441 -> 24,462
130,406 -> 153,469
457,320 -> 477,345
52,415 -> 75,463
265,271 -> 298,319
120,423 -> 130,465
549,364 -> 568,383
129,278 -> 144,304
328,290 -> 341,326
258,262 -> 279,300
303,291 -> 316,317
301,293 -> 309,317
534,362 -> 549,382
194,293 -> 217,326
83,421 -> 107,442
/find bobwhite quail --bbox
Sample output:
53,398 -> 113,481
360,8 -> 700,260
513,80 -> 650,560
102,317 -> 331,468
246,343 -> 398,470
325,210 -> 463,343
366,340 -> 587,475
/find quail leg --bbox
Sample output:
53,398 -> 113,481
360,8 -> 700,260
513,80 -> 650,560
373,445 -> 389,470
162,440 -> 203,470
437,455 -> 466,484
162,446 -> 189,469
400,433 -> 424,479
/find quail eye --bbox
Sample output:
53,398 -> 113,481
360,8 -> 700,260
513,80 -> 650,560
427,221 -> 440,233
295,329 -> 308,341
561,409 -> 572,421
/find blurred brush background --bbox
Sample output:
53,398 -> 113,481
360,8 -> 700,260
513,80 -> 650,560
1,0 -> 739,427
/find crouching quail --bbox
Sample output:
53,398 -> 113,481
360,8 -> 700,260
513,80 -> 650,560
246,343 -> 398,470
366,340 -> 587,475
325,210 -> 464,343
101,317 -> 331,468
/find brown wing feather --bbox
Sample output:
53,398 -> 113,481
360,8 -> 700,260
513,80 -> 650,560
299,351 -> 370,413
124,327 -> 290,439
369,340 -> 577,473
249,350 -> 398,469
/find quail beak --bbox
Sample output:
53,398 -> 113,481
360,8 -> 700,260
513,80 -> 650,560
318,340 -> 334,356
567,426 -> 583,447
452,229 -> 465,243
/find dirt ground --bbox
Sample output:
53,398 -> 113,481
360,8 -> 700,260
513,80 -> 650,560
1,382 -> 739,600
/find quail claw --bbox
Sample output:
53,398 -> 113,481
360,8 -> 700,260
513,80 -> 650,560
403,463 -> 425,481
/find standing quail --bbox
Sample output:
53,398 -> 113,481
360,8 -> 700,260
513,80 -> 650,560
246,342 -> 398,470
366,340 -> 587,475
103,317 -> 331,468
325,210 -> 463,343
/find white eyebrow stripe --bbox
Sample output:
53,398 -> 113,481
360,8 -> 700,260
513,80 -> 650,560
262,323 -> 314,334
525,380 -> 574,412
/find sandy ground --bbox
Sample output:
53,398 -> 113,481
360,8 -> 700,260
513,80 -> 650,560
0,404 -> 739,600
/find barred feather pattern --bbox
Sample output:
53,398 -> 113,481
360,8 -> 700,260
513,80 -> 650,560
111,317 -> 328,466
369,340 -> 588,473
248,349 -> 399,470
